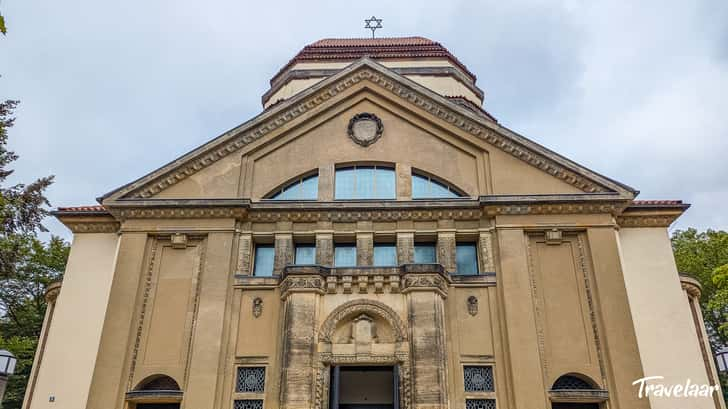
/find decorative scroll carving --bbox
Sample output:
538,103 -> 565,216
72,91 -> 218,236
347,112 -> 383,147
402,273 -> 449,297
319,299 -> 407,343
467,296 -> 479,316
252,297 -> 263,318
279,276 -> 324,298
44,281 -> 62,303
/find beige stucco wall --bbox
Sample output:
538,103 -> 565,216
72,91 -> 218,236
26,233 -> 119,409
264,59 -> 483,108
619,227 -> 718,409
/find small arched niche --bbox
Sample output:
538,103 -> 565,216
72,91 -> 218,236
549,373 -> 608,409
126,374 -> 183,408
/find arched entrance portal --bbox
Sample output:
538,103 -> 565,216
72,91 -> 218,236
315,299 -> 411,409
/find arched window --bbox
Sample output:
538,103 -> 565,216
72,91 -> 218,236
127,375 -> 182,409
335,165 -> 395,200
551,375 -> 594,390
550,374 -> 604,409
266,173 -> 318,200
411,172 -> 464,199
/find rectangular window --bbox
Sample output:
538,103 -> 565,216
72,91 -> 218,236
463,366 -> 494,392
334,165 -> 396,200
253,245 -> 275,276
414,243 -> 437,263
234,400 -> 263,409
465,399 -> 496,409
456,243 -> 478,275
334,244 -> 357,267
295,244 -> 316,265
335,167 -> 356,199
373,244 -> 397,266
236,367 -> 266,393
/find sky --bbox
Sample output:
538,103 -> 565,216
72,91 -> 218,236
1,0 -> 727,241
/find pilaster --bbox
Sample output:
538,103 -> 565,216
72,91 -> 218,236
437,231 -> 456,273
397,232 -> 415,264
402,269 -> 449,409
279,272 -> 325,409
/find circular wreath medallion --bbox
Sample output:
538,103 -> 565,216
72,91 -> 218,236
347,113 -> 383,147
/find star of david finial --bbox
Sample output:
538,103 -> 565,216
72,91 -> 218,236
364,16 -> 383,39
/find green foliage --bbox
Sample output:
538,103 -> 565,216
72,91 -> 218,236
0,236 -> 69,409
671,228 -> 728,348
0,100 -> 55,279
0,336 -> 35,409
0,13 -> 6,35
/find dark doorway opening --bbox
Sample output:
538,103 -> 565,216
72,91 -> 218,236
330,366 -> 399,409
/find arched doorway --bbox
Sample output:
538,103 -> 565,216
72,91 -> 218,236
316,299 -> 411,409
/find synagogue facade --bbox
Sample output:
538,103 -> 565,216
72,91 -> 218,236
22,37 -> 724,409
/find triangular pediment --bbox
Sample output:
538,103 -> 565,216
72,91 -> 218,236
101,58 -> 635,203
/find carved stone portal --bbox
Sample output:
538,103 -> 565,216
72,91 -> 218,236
315,299 -> 411,409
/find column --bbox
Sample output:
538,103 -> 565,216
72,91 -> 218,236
279,273 -> 325,409
402,267 -> 449,409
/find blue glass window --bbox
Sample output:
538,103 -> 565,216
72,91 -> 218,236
295,244 -> 316,265
335,165 -> 395,199
267,173 -> 318,200
412,173 -> 463,199
373,244 -> 397,266
456,243 -> 479,275
334,244 -> 357,267
253,245 -> 275,276
414,243 -> 437,263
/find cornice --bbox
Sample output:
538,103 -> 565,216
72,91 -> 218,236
101,59 -> 632,202
616,202 -> 689,228
54,214 -> 121,233
263,66 -> 485,107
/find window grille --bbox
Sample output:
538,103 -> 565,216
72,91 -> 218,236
552,375 -> 593,390
236,367 -> 266,393
464,366 -> 494,392
234,400 -> 263,409
465,399 -> 496,409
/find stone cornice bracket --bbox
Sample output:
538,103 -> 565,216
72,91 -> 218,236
44,281 -> 62,303
680,274 -> 702,298
170,233 -> 188,249
544,228 -> 563,245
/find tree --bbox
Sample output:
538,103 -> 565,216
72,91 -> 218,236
0,236 -> 68,409
671,228 -> 728,348
671,228 -> 728,403
0,100 -> 54,279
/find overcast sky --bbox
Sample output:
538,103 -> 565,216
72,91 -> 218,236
1,0 -> 727,240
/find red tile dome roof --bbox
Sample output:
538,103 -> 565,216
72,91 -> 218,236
272,36 -> 476,85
